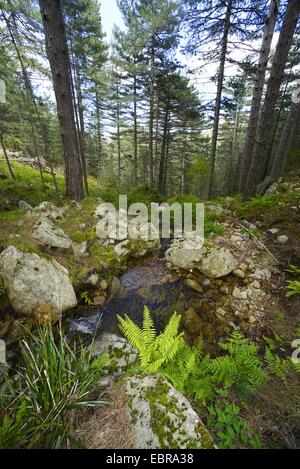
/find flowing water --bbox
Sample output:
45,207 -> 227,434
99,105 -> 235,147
67,239 -> 190,338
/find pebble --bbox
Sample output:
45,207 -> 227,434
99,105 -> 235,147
268,228 -> 279,234
216,308 -> 226,316
220,286 -> 229,295
185,278 -> 203,294
252,280 -> 260,289
249,316 -> 257,324
232,287 -> 248,300
100,279 -> 108,290
233,268 -> 246,279
202,278 -> 212,288
93,295 -> 105,306
276,235 -> 288,244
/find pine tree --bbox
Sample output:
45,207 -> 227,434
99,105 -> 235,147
39,0 -> 84,200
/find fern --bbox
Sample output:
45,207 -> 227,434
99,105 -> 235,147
264,347 -> 290,379
118,307 -> 185,373
119,309 -> 268,406
286,280 -> 300,297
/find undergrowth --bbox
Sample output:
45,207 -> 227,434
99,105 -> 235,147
0,327 -> 107,449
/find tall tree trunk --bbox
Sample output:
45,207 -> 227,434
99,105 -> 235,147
162,126 -> 170,194
74,62 -> 89,195
181,150 -> 186,194
148,36 -> 155,186
208,0 -> 233,198
154,95 -> 160,183
133,71 -> 138,186
243,0 -> 300,199
39,0 -> 84,200
0,133 -> 15,179
228,104 -> 241,194
239,0 -> 280,191
116,83 -> 121,184
95,89 -> 103,180
271,100 -> 300,177
2,8 -> 47,192
158,106 -> 169,193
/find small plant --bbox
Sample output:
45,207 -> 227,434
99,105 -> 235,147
80,290 -> 94,305
285,265 -> 300,276
207,399 -> 261,449
286,280 -> 300,297
0,327 -> 107,448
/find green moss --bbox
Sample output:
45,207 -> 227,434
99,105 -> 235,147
89,242 -> 122,271
236,191 -> 300,220
0,209 -> 26,222
69,230 -> 87,244
68,263 -> 89,287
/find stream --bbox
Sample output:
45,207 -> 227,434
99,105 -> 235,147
67,239 -> 190,338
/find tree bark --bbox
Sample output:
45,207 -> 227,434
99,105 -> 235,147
39,0 -> 84,200
148,36 -> 155,186
0,133 -> 15,179
243,0 -> 300,199
116,82 -> 121,184
158,106 -> 170,193
133,72 -> 138,185
2,8 -> 47,192
95,88 -> 103,180
271,100 -> 300,178
239,0 -> 280,191
208,0 -> 233,198
74,62 -> 89,195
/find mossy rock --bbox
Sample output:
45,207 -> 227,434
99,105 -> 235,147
91,333 -> 138,374
125,374 -> 213,449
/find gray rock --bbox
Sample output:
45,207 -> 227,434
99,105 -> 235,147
233,268 -> 246,279
94,201 -> 112,219
197,246 -> 238,279
185,278 -> 204,294
0,246 -> 77,316
166,241 -> 238,279
205,204 -> 227,216
18,200 -> 33,211
33,201 -> 66,221
202,278 -> 212,288
110,276 -> 124,298
73,241 -> 88,258
125,374 -> 213,449
165,234 -> 205,270
31,220 -> 72,249
64,200 -> 82,211
268,228 -> 279,235
114,239 -> 130,256
276,235 -> 288,244
216,308 -> 226,316
92,333 -> 138,374
232,287 -> 248,300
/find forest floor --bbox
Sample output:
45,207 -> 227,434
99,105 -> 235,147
0,159 -> 300,448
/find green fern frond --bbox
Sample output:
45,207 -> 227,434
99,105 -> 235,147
141,306 -> 156,346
